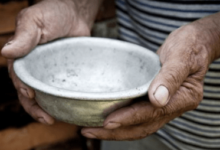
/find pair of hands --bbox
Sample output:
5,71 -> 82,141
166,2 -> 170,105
1,0 -> 213,140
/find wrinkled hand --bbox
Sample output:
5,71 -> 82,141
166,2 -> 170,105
1,0 -> 92,124
81,24 -> 211,140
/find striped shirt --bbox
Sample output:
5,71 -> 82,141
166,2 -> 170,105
116,0 -> 220,149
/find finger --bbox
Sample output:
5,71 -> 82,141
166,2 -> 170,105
103,101 -> 157,129
103,78 -> 203,129
18,92 -> 55,125
82,118 -> 169,140
148,47 -> 192,107
81,126 -> 148,140
165,76 -> 203,112
1,8 -> 41,58
8,59 -> 35,99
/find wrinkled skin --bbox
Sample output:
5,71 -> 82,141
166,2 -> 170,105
81,25 -> 210,140
2,0 -> 220,140
1,0 -> 94,124
81,19 -> 220,139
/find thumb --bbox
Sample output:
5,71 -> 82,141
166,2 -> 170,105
148,60 -> 190,107
1,9 -> 41,58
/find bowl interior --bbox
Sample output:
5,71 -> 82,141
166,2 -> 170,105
14,38 -> 160,99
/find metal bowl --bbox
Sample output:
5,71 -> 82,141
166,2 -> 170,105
14,37 -> 160,126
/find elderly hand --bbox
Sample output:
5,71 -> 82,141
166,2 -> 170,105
1,0 -> 101,124
81,13 -> 220,140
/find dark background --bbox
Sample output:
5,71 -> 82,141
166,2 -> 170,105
0,0 -> 117,149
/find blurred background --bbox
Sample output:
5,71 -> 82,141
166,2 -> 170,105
0,0 -> 117,149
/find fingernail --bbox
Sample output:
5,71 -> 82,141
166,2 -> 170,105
38,117 -> 47,124
104,122 -> 121,129
83,133 -> 96,139
5,41 -> 13,46
20,88 -> 30,98
154,85 -> 169,106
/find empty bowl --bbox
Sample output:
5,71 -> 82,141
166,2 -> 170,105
13,37 -> 160,126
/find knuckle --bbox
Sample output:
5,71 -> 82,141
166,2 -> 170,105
19,7 -> 33,17
129,102 -> 149,124
130,105 -> 143,124
189,84 -> 203,109
17,8 -> 29,21
153,108 -> 166,118
177,84 -> 202,111
162,65 -> 189,94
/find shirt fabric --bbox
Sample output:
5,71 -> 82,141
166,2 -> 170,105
116,0 -> 220,149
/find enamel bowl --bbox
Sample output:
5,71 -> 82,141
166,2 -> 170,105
14,37 -> 160,126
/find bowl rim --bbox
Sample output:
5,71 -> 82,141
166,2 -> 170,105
14,37 -> 160,100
